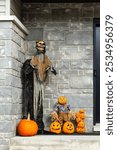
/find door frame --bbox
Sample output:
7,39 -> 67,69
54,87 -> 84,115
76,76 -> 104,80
93,18 -> 100,125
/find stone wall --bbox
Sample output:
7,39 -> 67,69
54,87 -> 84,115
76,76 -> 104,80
22,3 -> 100,132
0,0 -> 6,15
0,17 -> 28,150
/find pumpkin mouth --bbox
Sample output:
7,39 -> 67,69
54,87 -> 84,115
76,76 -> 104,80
67,128 -> 73,131
52,128 -> 61,130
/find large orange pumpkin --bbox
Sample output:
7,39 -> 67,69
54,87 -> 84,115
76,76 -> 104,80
62,121 -> 74,134
17,114 -> 38,136
50,121 -> 61,134
58,96 -> 67,105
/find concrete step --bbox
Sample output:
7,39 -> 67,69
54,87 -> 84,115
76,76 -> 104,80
10,135 -> 100,150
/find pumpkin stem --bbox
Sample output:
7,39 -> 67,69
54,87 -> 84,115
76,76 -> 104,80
27,113 -> 30,120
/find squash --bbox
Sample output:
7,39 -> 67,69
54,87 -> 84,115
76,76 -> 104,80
50,121 -> 61,134
62,121 -> 74,134
58,96 -> 67,105
17,114 -> 38,136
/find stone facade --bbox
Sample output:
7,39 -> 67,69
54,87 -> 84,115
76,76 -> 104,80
22,3 -> 100,131
0,1 -> 100,149
0,16 -> 28,150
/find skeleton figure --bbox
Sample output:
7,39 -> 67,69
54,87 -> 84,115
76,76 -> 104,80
22,40 -> 57,133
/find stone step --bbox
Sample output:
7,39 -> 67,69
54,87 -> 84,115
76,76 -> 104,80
10,135 -> 100,150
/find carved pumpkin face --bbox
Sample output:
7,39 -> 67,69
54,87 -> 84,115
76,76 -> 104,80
62,121 -> 74,134
58,96 -> 67,105
76,127 -> 85,133
36,40 -> 46,53
50,122 -> 61,134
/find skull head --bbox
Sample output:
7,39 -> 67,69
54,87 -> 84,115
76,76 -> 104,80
36,40 -> 46,53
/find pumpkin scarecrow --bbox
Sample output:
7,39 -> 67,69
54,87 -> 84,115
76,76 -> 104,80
51,96 -> 75,126
22,40 -> 57,133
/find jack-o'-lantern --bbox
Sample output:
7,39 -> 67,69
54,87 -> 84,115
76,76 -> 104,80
76,127 -> 85,133
58,96 -> 67,105
50,122 -> 61,134
62,121 -> 74,134
77,121 -> 85,128
79,109 -> 85,119
75,112 -> 82,123
17,114 -> 38,136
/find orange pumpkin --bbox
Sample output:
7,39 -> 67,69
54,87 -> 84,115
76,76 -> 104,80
75,112 -> 82,123
58,96 -> 67,105
50,122 -> 61,134
76,127 -> 85,133
62,121 -> 74,134
79,109 -> 85,120
17,114 -> 38,136
77,121 -> 85,128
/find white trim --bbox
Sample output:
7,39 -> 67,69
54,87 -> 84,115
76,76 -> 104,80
6,0 -> 10,15
94,123 -> 100,132
0,15 -> 29,35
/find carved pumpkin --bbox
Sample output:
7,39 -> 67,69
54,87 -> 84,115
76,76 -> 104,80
50,121 -> 61,134
62,121 -> 74,134
58,96 -> 67,105
17,114 -> 38,136
77,121 -> 85,128
79,109 -> 85,120
75,112 -> 82,123
76,127 -> 85,133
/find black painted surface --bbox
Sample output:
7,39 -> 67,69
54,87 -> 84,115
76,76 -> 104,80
93,19 -> 100,124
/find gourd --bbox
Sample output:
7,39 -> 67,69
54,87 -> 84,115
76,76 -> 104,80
50,121 -> 61,134
17,114 -> 38,136
62,121 -> 74,134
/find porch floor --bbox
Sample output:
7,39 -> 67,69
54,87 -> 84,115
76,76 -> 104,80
9,135 -> 100,150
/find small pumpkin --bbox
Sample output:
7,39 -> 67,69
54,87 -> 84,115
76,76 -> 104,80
17,114 -> 38,136
50,121 -> 61,134
75,112 -> 82,123
79,109 -> 85,120
62,121 -> 74,134
77,121 -> 85,128
58,96 -> 67,105
76,127 -> 85,133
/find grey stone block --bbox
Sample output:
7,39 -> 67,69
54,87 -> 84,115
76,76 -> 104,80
80,7 -> 94,17
54,61 -> 69,70
52,8 -> 79,21
0,29 -> 12,40
70,60 -> 93,70
27,28 -> 43,41
43,100 -> 50,108
79,18 -> 93,31
0,22 -> 13,29
70,76 -> 93,89
0,87 -> 12,98
44,29 -> 64,41
65,94 -> 93,107
5,75 -> 22,88
0,121 -> 15,133
0,103 -> 22,115
12,31 -> 21,46
0,45 -> 5,56
66,31 -> 93,45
